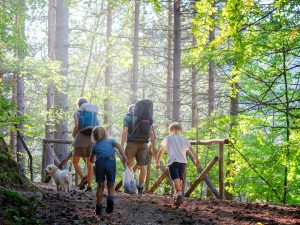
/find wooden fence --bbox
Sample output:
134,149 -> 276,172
146,139 -> 228,199
42,138 -> 229,199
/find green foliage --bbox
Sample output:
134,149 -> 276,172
189,0 -> 300,204
148,0 -> 162,12
1,0 -> 299,206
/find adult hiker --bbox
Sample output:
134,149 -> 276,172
72,97 -> 99,191
121,100 -> 157,194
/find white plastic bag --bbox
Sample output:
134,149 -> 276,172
123,166 -> 137,194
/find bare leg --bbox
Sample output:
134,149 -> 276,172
107,182 -> 115,197
138,165 -> 147,186
72,155 -> 84,179
86,157 -> 93,188
173,178 -> 182,193
96,183 -> 105,205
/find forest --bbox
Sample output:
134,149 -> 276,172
0,0 -> 299,224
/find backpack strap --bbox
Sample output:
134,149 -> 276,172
130,115 -> 137,135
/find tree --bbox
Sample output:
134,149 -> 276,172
173,0 -> 181,122
104,2 -> 113,133
131,0 -> 140,103
166,1 -> 173,126
190,0 -> 199,128
42,0 -> 55,182
208,0 -> 216,116
15,0 -> 26,174
54,0 -> 69,163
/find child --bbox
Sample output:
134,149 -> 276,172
156,122 -> 200,206
90,126 -> 127,216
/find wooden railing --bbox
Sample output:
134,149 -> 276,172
148,139 -> 229,199
42,138 -> 229,199
42,138 -> 73,182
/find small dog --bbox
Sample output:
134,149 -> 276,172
45,164 -> 72,192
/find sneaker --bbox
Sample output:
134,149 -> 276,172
106,196 -> 114,213
78,176 -> 88,190
95,204 -> 102,216
137,186 -> 144,195
174,193 -> 184,206
84,186 -> 92,192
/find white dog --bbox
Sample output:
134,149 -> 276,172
45,165 -> 72,192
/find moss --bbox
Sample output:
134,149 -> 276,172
0,188 -> 41,225
0,151 -> 32,189
0,151 -> 41,224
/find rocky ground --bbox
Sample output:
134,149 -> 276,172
34,183 -> 300,225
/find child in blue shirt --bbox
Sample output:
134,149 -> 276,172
90,126 -> 127,216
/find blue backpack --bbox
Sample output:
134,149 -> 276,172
78,103 -> 99,135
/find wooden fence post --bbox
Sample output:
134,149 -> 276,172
186,151 -> 219,198
185,156 -> 218,197
219,142 -> 224,199
148,168 -> 169,194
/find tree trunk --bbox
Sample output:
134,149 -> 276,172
5,0 -> 16,160
166,1 -> 173,127
16,72 -> 25,174
282,46 -> 290,204
206,0 -> 216,198
104,2 -> 112,133
131,0 -> 140,103
42,0 -> 55,182
191,64 -> 197,127
15,0 -> 26,175
191,0 -> 199,128
191,37 -> 197,127
226,75 -> 238,201
208,0 -> 216,116
173,0 -> 181,122
10,74 -> 17,161
54,0 -> 69,163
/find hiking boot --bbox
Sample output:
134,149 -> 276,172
174,193 -> 184,206
84,186 -> 92,192
106,196 -> 114,213
78,176 -> 88,190
95,204 -> 102,216
137,186 -> 144,195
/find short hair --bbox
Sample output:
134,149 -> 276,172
128,104 -> 135,114
169,122 -> 182,132
76,97 -> 88,108
92,126 -> 108,142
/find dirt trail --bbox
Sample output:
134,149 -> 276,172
35,184 -> 300,225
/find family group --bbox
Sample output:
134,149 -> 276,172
71,97 -> 200,216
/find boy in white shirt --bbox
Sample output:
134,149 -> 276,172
156,122 -> 200,205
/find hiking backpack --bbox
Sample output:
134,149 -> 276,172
129,99 -> 153,142
78,103 -> 99,135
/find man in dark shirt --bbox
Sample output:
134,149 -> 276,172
120,104 -> 157,194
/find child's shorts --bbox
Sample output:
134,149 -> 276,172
168,162 -> 187,180
95,156 -> 116,184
